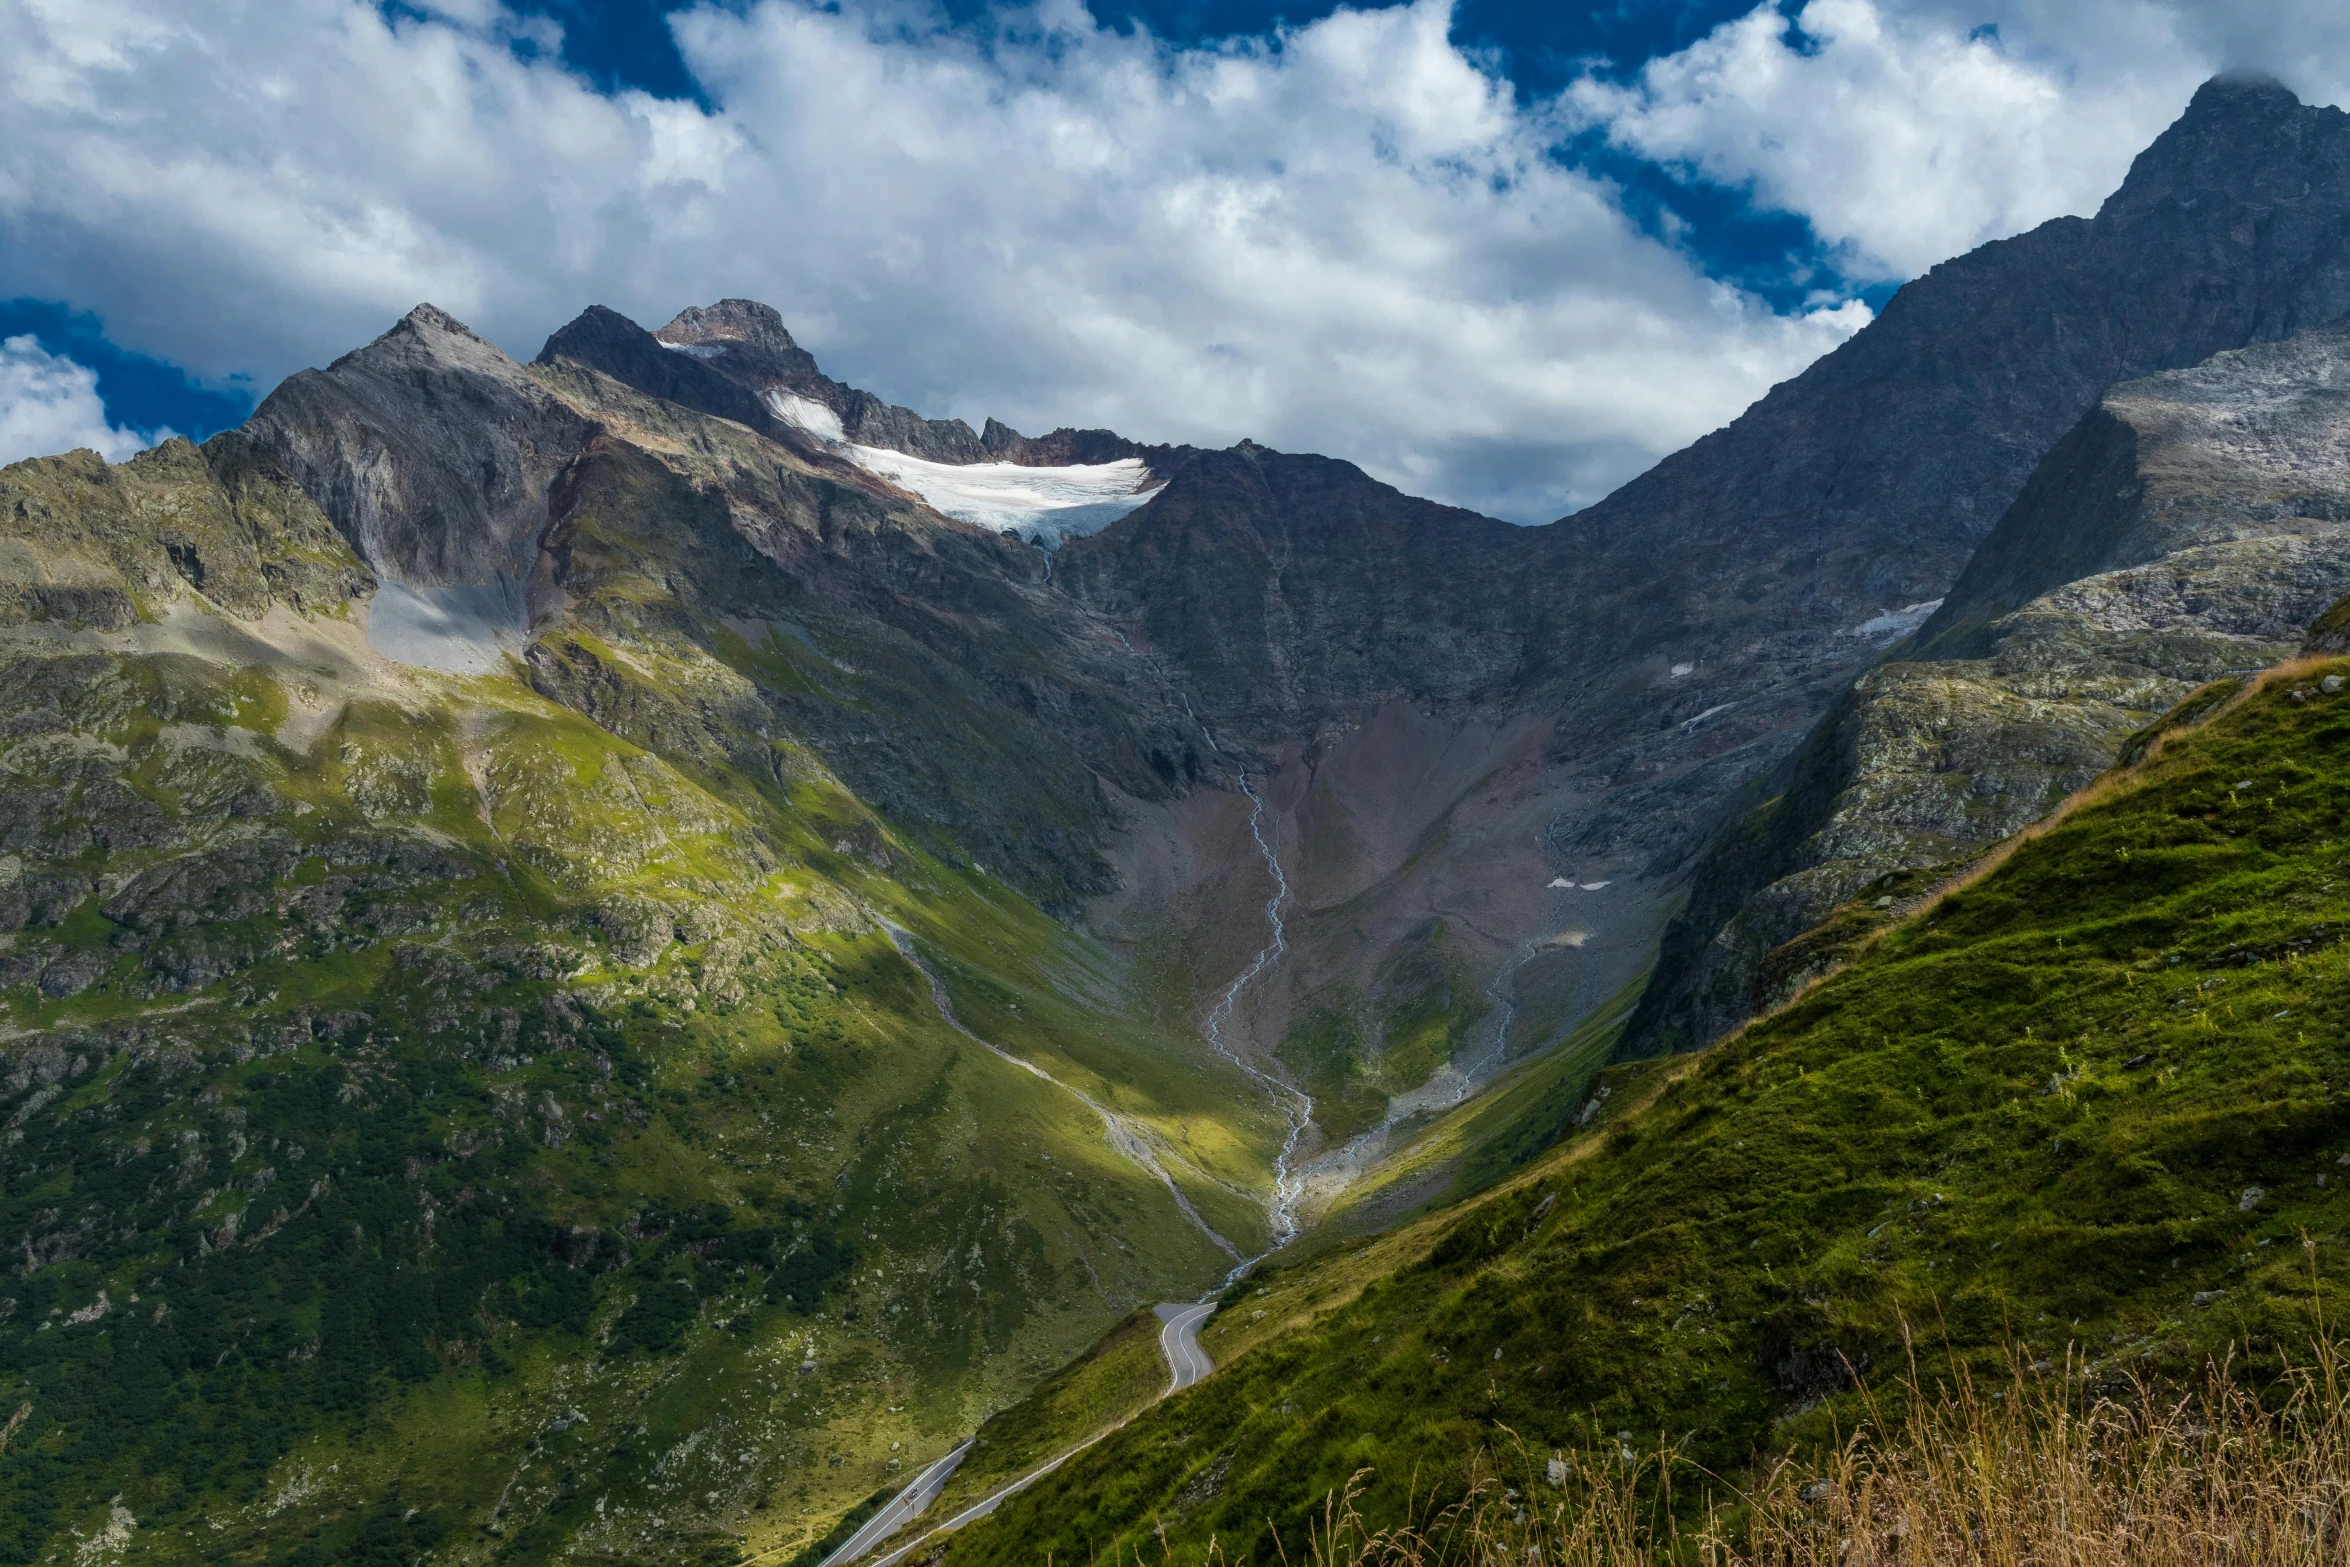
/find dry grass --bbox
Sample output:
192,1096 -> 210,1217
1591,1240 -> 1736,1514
1275,1267 -> 2350,1567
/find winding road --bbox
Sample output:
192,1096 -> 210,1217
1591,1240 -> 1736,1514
1155,1300 -> 1215,1394
816,1442 -> 973,1567
820,720 -> 1279,1567
827,1297 -> 1218,1567
880,922 -> 1241,1263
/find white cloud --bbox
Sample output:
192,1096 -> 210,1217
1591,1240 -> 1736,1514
1568,0 -> 2348,281
0,0 -> 1867,520
1,0 -> 2344,518
0,335 -> 168,467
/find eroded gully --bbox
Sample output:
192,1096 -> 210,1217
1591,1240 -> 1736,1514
1183,697 -> 1313,1276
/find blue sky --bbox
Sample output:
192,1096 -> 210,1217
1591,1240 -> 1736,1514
2,0 -> 2344,519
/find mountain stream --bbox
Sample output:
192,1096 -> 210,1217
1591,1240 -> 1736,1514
1181,698 -> 1314,1278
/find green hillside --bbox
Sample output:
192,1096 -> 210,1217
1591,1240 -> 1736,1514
939,656 -> 2350,1566
0,439 -> 1276,1566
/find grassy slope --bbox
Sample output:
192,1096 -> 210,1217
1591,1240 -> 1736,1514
0,448 -> 1276,1564
939,659 -> 2350,1567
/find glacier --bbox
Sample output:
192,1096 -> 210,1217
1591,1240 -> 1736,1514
765,389 -> 1159,546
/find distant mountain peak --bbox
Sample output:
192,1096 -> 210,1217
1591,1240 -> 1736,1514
396,301 -> 481,339
657,297 -> 802,357
2104,72 -> 2349,221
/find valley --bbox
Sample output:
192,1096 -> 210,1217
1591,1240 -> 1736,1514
7,64 -> 2350,1567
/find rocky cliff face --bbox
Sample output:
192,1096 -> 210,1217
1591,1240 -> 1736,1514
651,296 -> 1139,466
1058,74 -> 2350,1150
243,304 -> 598,595
1631,313 -> 2350,1053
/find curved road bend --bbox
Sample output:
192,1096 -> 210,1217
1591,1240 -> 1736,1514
1155,1300 -> 1215,1394
846,1299 -> 1218,1567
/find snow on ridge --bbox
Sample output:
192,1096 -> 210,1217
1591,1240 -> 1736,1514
1848,598 -> 1945,638
764,387 -> 1159,546
766,388 -> 845,442
659,340 -> 726,360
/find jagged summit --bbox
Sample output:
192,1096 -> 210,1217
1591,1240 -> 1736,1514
541,299 -> 1158,544
2102,70 -> 2350,223
248,299 -> 592,598
649,298 -> 1146,472
657,296 -> 818,369
536,302 -> 780,438
321,301 -> 525,383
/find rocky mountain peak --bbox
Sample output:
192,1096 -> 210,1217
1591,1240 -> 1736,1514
653,298 -> 829,396
2101,71 -> 2350,221
538,304 -> 780,438
330,301 -> 529,383
657,297 -> 802,356
245,302 -> 596,593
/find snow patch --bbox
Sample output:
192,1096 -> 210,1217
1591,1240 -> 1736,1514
1547,876 -> 1572,888
765,388 -> 845,443
1670,661 -> 1694,677
658,340 -> 726,360
1681,702 -> 1735,731
1580,881 -> 1611,891
365,581 -> 522,675
1848,598 -> 1944,638
844,446 -> 1160,546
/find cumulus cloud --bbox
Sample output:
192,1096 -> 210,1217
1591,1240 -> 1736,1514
1569,0 -> 2348,281
0,336 -> 168,467
0,0 -> 2345,518
0,0 -> 1865,520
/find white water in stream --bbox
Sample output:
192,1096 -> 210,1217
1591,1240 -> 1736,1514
1181,697 -> 1314,1279
1293,881 -> 1571,1205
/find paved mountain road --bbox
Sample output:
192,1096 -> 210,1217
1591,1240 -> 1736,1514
834,1299 -> 1218,1567
1156,1300 -> 1215,1394
815,1442 -> 973,1567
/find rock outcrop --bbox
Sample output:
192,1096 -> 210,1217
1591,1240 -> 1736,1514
650,297 -> 1140,467
1630,312 -> 2350,1053
243,304 -> 597,592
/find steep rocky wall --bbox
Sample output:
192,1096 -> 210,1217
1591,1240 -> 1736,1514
1630,315 -> 2350,1053
243,305 -> 597,595
1064,74 -> 2350,1090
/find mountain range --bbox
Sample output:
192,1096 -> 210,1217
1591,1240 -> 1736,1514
5,67 -> 2350,1567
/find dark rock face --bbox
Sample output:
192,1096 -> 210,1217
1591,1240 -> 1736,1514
1567,75 -> 2350,666
536,304 -> 780,438
1055,443 -> 1541,738
1070,72 -> 2350,765
1052,76 -> 2350,1082
651,297 -> 1144,468
243,304 -> 597,591
1630,312 -> 2350,1054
